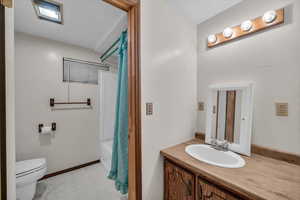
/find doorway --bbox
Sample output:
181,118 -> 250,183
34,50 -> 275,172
0,0 -> 141,200
0,4 -> 7,200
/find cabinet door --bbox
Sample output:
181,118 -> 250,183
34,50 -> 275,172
164,160 -> 195,200
197,177 -> 242,200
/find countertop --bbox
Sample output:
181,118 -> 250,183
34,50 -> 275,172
160,139 -> 300,200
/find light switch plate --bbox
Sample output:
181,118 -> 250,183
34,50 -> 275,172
213,105 -> 217,114
275,103 -> 288,116
198,102 -> 205,111
146,103 -> 153,116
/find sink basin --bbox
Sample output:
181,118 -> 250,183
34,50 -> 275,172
185,144 -> 245,168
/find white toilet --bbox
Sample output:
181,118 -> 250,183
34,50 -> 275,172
16,158 -> 47,200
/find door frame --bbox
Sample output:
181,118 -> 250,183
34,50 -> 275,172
0,1 -> 141,200
102,1 -> 142,200
0,4 -> 7,200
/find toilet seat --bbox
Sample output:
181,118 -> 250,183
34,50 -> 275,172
16,158 -> 46,179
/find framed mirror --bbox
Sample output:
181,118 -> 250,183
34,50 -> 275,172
205,82 -> 254,156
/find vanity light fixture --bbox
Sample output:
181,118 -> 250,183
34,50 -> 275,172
207,8 -> 284,48
262,10 -> 277,23
32,0 -> 63,24
241,20 -> 253,32
207,34 -> 217,44
223,27 -> 233,38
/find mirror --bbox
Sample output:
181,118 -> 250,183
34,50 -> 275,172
206,82 -> 254,156
211,90 -> 242,144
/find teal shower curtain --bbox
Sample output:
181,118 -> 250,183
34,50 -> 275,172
108,31 -> 128,195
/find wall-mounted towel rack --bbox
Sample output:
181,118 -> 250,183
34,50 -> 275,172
50,98 -> 91,107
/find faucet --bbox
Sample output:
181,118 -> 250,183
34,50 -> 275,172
211,139 -> 229,151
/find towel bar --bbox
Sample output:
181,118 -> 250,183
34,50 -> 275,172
50,98 -> 91,107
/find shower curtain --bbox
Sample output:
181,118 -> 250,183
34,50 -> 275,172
108,31 -> 128,195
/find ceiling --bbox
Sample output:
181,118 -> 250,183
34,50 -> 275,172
15,0 -> 242,53
166,0 -> 243,24
15,0 -> 127,53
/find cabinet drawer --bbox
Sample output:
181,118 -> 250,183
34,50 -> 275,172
197,177 -> 242,200
164,160 -> 195,200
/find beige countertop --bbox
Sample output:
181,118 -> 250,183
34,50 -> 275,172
161,139 -> 300,200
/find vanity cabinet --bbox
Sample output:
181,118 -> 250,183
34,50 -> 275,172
164,159 -> 243,200
164,160 -> 195,200
197,177 -> 241,200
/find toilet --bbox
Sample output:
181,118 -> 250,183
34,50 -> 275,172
16,158 -> 47,200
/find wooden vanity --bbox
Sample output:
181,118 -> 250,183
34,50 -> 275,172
161,139 -> 300,200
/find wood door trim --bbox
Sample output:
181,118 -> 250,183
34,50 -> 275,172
103,0 -> 132,11
103,1 -> 141,200
0,0 -> 12,8
128,4 -> 142,200
0,4 -> 7,200
195,132 -> 300,166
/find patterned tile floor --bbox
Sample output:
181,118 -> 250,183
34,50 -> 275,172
34,163 -> 125,200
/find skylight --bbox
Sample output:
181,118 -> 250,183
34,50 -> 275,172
32,0 -> 63,24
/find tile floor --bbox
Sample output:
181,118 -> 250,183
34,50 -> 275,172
34,163 -> 125,200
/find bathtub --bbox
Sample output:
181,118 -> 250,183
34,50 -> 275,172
100,140 -> 113,174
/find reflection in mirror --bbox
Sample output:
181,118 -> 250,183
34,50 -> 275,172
211,90 -> 242,144
205,82 -> 254,156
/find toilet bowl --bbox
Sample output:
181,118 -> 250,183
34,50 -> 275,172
16,158 -> 47,200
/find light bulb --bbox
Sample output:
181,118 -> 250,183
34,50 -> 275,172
207,34 -> 217,44
241,20 -> 252,31
263,10 -> 277,23
223,27 -> 233,38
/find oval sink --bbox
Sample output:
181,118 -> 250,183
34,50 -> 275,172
185,144 -> 245,168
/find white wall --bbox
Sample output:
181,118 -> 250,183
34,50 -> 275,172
141,0 -> 198,199
15,32 -> 101,173
5,4 -> 16,200
197,0 -> 300,154
96,14 -> 128,54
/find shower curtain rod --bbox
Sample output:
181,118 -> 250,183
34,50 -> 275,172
100,38 -> 120,62
63,57 -> 109,70
100,29 -> 128,62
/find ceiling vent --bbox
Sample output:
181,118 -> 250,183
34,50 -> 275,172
32,0 -> 63,24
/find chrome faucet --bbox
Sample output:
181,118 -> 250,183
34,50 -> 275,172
211,139 -> 229,151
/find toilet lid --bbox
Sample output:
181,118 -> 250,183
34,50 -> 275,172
16,158 -> 46,176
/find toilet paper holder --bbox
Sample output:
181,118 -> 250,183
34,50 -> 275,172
38,122 -> 56,133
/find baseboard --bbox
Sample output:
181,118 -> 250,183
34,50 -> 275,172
40,160 -> 100,180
